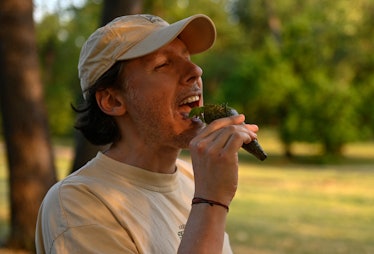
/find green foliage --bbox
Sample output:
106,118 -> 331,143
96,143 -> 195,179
36,0 -> 102,136
35,0 -> 374,155
227,0 -> 374,155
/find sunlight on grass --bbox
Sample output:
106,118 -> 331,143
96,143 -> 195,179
53,145 -> 74,180
228,162 -> 374,254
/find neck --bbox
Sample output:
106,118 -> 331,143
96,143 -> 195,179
104,141 -> 181,174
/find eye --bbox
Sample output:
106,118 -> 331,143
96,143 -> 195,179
155,60 -> 170,70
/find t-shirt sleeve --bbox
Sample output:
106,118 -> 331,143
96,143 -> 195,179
36,180 -> 139,254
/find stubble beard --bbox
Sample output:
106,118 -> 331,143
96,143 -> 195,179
126,88 -> 197,151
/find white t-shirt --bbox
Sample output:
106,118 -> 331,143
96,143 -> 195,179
35,152 -> 233,253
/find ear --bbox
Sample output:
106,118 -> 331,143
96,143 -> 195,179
96,88 -> 126,116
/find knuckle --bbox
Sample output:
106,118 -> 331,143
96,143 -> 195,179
190,139 -> 208,153
224,125 -> 237,133
206,146 -> 219,157
231,131 -> 242,140
197,141 -> 207,151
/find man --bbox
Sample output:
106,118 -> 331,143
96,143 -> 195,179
36,14 -> 259,253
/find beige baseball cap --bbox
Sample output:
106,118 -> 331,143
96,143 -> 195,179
78,14 -> 216,96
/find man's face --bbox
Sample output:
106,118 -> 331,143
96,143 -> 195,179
121,38 -> 205,150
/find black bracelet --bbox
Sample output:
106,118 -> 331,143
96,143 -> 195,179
192,197 -> 229,212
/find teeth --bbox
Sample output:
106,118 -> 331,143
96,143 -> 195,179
179,95 -> 199,106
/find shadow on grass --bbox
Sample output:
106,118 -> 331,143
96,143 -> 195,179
181,149 -> 374,168
236,149 -> 374,167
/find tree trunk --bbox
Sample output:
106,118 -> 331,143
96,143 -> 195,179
71,0 -> 144,173
0,0 -> 57,251
101,0 -> 144,25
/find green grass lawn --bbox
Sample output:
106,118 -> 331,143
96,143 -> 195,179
1,132 -> 374,253
227,162 -> 374,254
226,131 -> 374,254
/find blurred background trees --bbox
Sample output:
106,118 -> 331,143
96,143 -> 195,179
0,0 -> 56,250
35,0 -> 374,158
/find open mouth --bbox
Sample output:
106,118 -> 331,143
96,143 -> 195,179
179,95 -> 200,110
179,95 -> 202,121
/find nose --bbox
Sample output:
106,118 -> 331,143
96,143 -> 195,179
181,61 -> 203,86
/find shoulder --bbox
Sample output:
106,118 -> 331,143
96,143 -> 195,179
38,156 -> 113,229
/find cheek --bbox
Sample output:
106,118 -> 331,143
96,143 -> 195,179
126,87 -> 171,125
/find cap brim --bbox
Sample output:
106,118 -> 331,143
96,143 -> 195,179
118,14 -> 216,60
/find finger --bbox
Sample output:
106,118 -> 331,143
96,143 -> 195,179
246,124 -> 259,132
191,128 -> 226,154
200,114 -> 245,138
223,131 -> 252,154
233,124 -> 257,143
191,125 -> 249,156
210,126 -> 253,153
244,127 -> 257,144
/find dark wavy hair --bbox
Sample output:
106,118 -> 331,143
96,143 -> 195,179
73,61 -> 127,146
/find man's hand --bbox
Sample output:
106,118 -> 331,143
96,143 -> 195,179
189,114 -> 258,206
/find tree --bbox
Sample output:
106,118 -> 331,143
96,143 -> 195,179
0,0 -> 56,251
33,0 -> 374,158
227,0 -> 374,156
101,0 -> 143,25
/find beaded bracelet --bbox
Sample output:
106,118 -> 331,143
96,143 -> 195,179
192,197 -> 229,212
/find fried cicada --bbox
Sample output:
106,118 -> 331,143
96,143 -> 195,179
189,104 -> 267,161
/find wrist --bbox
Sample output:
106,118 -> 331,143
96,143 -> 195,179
192,197 -> 229,212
